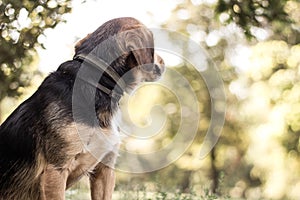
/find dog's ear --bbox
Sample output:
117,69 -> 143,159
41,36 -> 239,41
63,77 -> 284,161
120,25 -> 154,70
75,33 -> 91,53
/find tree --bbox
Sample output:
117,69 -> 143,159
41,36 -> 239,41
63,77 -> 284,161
232,40 -> 300,199
0,0 -> 72,106
215,0 -> 300,43
160,0 -> 247,194
156,0 -> 300,198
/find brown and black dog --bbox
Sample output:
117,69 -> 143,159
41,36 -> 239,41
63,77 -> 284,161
0,17 -> 164,200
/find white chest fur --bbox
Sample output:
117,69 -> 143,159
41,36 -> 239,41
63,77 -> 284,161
74,120 -> 121,168
61,116 -> 121,184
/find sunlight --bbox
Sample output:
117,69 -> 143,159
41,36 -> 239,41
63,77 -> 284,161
2,0 -> 300,199
37,0 -> 177,73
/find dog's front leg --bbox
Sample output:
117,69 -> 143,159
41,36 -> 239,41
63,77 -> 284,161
90,162 -> 115,200
40,165 -> 68,200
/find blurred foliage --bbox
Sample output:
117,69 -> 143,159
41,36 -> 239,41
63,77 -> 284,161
215,0 -> 300,43
228,41 -> 300,199
0,0 -> 72,101
1,0 -> 300,199
158,0 -> 249,196
118,0 -> 300,199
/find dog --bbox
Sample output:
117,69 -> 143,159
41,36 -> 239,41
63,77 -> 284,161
0,17 -> 165,200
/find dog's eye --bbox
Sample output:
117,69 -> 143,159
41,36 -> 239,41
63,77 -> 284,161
141,63 -> 154,72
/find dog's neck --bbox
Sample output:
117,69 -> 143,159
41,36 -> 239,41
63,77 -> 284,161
74,54 -> 125,100
94,86 -> 121,128
57,59 -> 123,128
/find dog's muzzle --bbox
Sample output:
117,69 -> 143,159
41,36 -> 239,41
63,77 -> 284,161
141,53 -> 165,82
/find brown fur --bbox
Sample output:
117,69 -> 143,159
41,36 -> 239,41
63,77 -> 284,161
0,17 -> 164,200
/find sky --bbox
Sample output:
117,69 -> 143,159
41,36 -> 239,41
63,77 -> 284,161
36,0 -> 251,75
37,0 -> 179,73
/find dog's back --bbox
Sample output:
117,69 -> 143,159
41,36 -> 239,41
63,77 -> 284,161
0,64 -> 75,199
0,97 -> 43,199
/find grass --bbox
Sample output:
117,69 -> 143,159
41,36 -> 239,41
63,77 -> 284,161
65,180 -> 233,200
66,189 -> 233,200
113,187 -> 234,200
65,175 -> 235,200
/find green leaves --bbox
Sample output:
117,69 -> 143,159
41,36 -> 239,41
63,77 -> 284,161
0,0 -> 72,100
215,0 -> 298,41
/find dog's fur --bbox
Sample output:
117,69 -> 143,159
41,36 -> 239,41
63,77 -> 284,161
0,17 -> 164,200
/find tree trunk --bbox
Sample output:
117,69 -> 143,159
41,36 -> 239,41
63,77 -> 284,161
181,170 -> 192,192
210,147 -> 219,194
0,103 -> 2,123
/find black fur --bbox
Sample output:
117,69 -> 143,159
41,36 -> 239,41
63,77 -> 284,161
0,55 -> 127,195
0,17 -> 164,199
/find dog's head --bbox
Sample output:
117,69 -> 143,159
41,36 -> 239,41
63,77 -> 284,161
74,17 -> 165,93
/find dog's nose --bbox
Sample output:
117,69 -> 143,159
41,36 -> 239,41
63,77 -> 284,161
154,53 -> 165,75
154,64 -> 161,76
